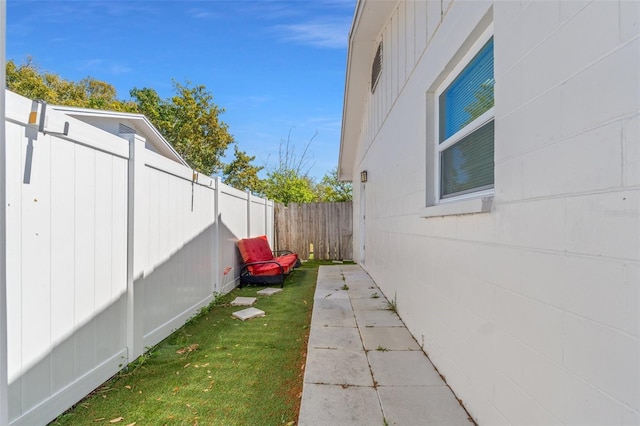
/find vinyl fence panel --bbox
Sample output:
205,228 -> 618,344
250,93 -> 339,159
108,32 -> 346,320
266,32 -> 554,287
2,90 -> 275,425
5,91 -> 129,425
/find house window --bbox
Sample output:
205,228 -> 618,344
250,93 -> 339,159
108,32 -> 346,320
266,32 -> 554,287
436,35 -> 494,201
371,41 -> 383,93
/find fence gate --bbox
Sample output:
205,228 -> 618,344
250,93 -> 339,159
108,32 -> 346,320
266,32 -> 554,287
274,202 -> 353,261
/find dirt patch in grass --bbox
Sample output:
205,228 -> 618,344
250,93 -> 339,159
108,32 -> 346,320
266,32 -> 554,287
50,262 -> 323,426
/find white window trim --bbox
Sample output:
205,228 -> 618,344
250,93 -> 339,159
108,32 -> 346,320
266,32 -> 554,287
433,25 -> 494,206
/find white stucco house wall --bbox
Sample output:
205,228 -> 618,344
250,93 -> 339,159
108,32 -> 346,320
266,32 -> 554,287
339,1 -> 639,424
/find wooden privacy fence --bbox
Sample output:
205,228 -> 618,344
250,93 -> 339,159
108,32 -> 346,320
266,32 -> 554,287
274,202 -> 353,260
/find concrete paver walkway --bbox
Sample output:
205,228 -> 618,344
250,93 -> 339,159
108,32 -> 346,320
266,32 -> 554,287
298,264 -> 473,426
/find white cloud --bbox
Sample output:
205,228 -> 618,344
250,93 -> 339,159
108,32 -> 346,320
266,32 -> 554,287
273,19 -> 350,49
80,59 -> 131,75
186,8 -> 222,19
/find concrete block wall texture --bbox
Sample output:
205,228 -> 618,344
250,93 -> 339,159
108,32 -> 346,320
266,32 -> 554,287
348,0 -> 639,424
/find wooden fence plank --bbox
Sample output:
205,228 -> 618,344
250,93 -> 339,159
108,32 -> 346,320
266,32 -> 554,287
274,202 -> 353,260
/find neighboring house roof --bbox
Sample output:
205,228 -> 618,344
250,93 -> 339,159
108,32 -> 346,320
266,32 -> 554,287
50,105 -> 189,167
338,0 -> 397,181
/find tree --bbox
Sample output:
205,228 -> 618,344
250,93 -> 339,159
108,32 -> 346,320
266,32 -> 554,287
222,145 -> 264,194
260,130 -> 318,205
130,81 -> 234,176
262,168 -> 316,205
6,58 -> 136,111
315,167 -> 352,202
8,58 -> 234,176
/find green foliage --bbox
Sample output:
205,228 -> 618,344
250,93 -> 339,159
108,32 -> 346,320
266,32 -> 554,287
260,130 -> 318,204
131,81 -> 234,176
6,58 -> 136,112
387,292 -> 398,313
222,145 -> 264,193
128,87 -> 166,124
7,58 -> 234,176
262,167 -> 316,205
315,167 -> 352,202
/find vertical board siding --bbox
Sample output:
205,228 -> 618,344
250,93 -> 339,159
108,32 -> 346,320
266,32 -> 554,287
4,90 -> 275,425
369,0 -> 435,151
398,2 -> 407,85
274,202 -> 353,261
406,0 -> 416,72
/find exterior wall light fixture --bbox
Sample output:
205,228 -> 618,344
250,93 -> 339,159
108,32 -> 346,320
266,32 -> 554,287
360,170 -> 368,183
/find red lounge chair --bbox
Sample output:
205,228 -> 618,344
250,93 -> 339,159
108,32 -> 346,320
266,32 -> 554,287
236,235 -> 301,287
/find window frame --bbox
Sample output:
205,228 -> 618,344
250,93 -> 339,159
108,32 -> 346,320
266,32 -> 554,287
434,26 -> 495,204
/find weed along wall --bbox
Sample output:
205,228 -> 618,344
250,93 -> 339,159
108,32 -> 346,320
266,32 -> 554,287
2,90 -> 274,425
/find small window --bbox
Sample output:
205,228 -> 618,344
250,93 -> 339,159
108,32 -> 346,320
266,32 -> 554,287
436,36 -> 494,201
371,41 -> 383,93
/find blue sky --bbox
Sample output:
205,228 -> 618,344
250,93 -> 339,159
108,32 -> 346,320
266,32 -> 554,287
7,0 -> 356,180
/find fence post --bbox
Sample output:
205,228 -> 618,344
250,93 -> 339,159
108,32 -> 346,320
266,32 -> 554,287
246,190 -> 251,237
263,198 -> 267,241
264,199 -> 269,245
0,2 -> 9,422
126,135 -> 146,362
213,177 -> 221,295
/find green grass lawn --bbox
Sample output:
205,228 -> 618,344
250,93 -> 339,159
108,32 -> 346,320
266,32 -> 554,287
51,262 -> 324,426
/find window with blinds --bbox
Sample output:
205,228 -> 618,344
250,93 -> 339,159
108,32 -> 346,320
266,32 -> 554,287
371,41 -> 383,93
436,36 -> 494,200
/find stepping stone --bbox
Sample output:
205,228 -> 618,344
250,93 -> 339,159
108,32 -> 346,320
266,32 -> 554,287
232,307 -> 265,321
257,287 -> 283,296
231,296 -> 257,306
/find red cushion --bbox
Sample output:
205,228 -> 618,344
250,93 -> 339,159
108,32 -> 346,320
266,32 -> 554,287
248,262 -> 286,276
275,254 -> 298,272
237,236 -> 274,263
245,254 -> 298,275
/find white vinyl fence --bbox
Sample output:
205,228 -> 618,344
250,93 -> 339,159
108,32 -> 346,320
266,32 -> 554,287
2,90 -> 274,425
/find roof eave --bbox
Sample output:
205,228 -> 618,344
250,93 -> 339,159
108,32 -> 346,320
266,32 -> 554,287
338,0 -> 397,182
50,106 -> 190,168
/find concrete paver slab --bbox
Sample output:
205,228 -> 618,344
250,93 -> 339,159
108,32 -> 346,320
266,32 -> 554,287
308,326 -> 363,351
304,348 -> 373,386
311,298 -> 356,327
311,309 -> 357,328
360,326 -> 421,351
378,386 -> 473,425
315,289 -> 350,300
350,296 -> 391,311
368,351 -> 443,386
355,309 -> 405,327
315,279 -> 347,291
230,296 -> 257,306
347,286 -> 382,299
256,287 -> 282,296
300,265 -> 471,425
298,384 -> 384,426
231,307 -> 265,321
312,297 -> 352,310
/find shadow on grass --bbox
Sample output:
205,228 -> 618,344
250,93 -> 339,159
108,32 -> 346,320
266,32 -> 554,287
50,262 -> 335,426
